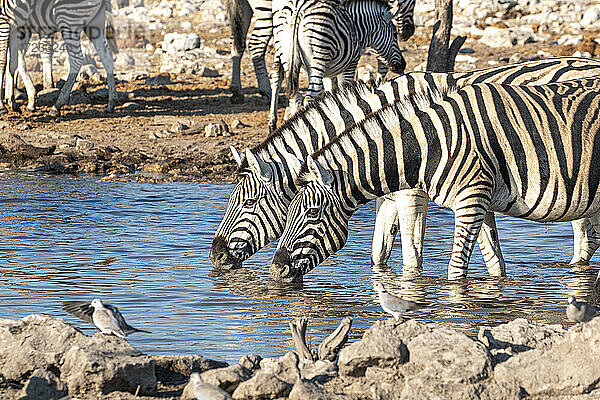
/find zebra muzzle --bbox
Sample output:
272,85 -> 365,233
209,236 -> 243,270
270,248 -> 303,283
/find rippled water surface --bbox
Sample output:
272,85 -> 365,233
1,172 -> 599,363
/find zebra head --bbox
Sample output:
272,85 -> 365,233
210,146 -> 302,270
271,156 -> 353,283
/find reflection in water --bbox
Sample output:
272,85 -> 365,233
0,172 -> 599,363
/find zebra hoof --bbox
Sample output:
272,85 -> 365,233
10,105 -> 21,114
230,92 -> 245,104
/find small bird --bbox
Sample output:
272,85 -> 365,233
373,282 -> 421,322
566,296 -> 599,323
62,299 -> 150,338
189,372 -> 233,400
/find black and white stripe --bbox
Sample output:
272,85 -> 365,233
267,0 -> 411,132
225,0 -> 273,102
210,58 -> 600,275
4,0 -> 117,115
273,77 -> 600,282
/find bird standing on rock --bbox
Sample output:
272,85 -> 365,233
373,282 -> 421,322
566,296 -> 599,323
62,299 -> 150,338
189,372 -> 233,400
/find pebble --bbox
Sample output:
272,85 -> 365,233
205,121 -> 230,138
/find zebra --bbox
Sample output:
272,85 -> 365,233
267,0 -> 411,132
4,0 -> 118,116
373,57 -> 600,271
271,77 -> 600,283
225,0 -> 273,103
210,57 -> 600,275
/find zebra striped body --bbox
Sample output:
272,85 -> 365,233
268,0 -> 410,132
5,0 -> 117,115
210,57 -> 600,275
273,77 -> 600,282
225,0 -> 273,102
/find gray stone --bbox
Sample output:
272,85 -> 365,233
259,352 -> 301,384
300,359 -> 337,383
400,380 -> 521,400
338,320 -> 428,376
60,333 -> 156,395
289,379 -> 343,400
163,32 -> 201,54
75,137 -> 95,152
406,327 -> 492,385
478,318 -> 566,364
0,315 -> 88,381
582,6 -> 600,27
200,364 -> 252,393
480,26 -> 514,48
152,354 -> 228,385
204,121 -> 230,137
494,317 -> 600,396
239,354 -> 262,372
199,66 -> 221,77
20,368 -> 68,400
232,373 -> 292,400
145,74 -> 171,86
115,53 -> 136,68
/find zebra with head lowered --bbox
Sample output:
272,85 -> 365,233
5,0 -> 118,116
272,77 -> 600,283
268,0 -> 413,132
210,58 -> 600,277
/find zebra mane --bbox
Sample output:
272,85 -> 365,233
237,80 -> 383,174
341,0 -> 392,8
296,83 -> 452,186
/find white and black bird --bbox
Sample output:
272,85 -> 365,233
566,296 -> 599,323
189,372 -> 233,400
62,299 -> 150,338
373,282 -> 421,322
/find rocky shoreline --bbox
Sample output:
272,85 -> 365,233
2,314 -> 599,399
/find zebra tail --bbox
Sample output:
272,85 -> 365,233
105,11 -> 119,56
285,9 -> 301,98
226,0 -> 246,53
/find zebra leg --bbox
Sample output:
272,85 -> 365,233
40,35 -> 54,90
52,31 -> 84,116
372,195 -> 399,266
226,0 -> 252,103
476,212 -> 506,277
247,3 -> 273,98
268,57 -> 283,133
0,19 -> 9,115
570,216 -> 600,265
88,29 -> 117,112
448,196 -> 490,280
17,43 -> 37,112
376,61 -> 389,85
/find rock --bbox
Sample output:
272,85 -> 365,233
300,359 -> 337,383
169,121 -> 190,134
152,354 -> 228,385
239,354 -> 262,372
0,315 -> 88,381
20,368 -> 68,400
205,121 -> 230,137
198,66 -> 221,77
163,32 -> 201,54
494,318 -> 600,396
145,74 -> 171,86
36,88 -> 60,106
582,6 -> 600,27
61,333 -> 156,395
259,352 -> 301,384
480,26 -> 514,48
289,379 -> 341,400
338,320 -> 428,376
115,53 -> 135,67
149,1 -> 173,18
75,137 -> 95,152
405,327 -> 492,385
478,318 -> 566,364
400,379 -> 522,400
230,119 -> 249,130
200,364 -> 252,393
232,373 -> 292,400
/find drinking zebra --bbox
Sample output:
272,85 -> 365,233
210,57 -> 600,276
225,0 -> 273,102
4,0 -> 118,116
268,0 -> 411,132
271,77 -> 600,282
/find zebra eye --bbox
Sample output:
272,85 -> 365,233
306,207 -> 320,218
243,199 -> 257,208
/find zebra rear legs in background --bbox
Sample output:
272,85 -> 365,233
225,0 -> 273,103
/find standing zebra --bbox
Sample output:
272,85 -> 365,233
210,57 -> 600,277
225,0 -> 273,103
5,0 -> 118,115
272,77 -> 600,283
268,0 -> 411,132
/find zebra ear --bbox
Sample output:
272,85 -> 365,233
281,152 -> 303,176
230,145 -> 242,167
245,148 -> 273,182
307,156 -> 334,186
